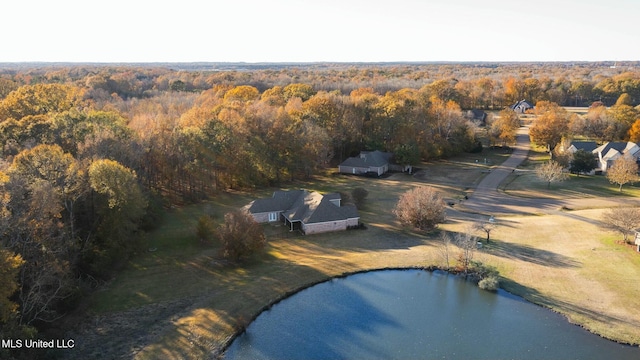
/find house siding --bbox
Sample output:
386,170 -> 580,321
339,165 -> 368,174
251,212 -> 281,223
302,218 -> 359,234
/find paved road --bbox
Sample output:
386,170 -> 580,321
457,126 -> 634,217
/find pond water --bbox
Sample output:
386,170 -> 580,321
224,270 -> 639,360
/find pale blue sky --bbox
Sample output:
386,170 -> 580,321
2,0 -> 638,62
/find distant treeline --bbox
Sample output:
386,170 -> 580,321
2,62 -> 640,106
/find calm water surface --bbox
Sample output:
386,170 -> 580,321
224,270 -> 639,359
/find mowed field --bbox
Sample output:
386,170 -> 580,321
68,148 -> 640,360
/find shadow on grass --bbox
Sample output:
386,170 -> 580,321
124,250 -> 403,360
486,239 -> 581,268
500,278 -> 640,343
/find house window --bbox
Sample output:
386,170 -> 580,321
269,212 -> 278,222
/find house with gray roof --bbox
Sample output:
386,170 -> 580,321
567,141 -> 598,154
245,190 -> 360,235
338,150 -> 393,176
510,100 -> 534,114
592,141 -> 640,173
465,109 -> 488,126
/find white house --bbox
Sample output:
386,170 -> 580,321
592,142 -> 640,173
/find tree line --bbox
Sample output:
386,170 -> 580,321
2,62 -> 640,107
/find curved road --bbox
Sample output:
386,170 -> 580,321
457,127 -> 636,217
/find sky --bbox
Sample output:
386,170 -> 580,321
2,0 -> 639,63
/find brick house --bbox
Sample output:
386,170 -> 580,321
245,190 -> 360,235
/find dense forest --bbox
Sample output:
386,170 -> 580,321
1,62 -> 639,356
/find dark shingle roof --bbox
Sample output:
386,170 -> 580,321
248,190 -> 360,224
510,100 -> 534,113
247,190 -> 305,213
339,150 -> 392,168
593,142 -> 628,158
570,141 -> 598,152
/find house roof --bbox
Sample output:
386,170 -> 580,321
248,190 -> 359,224
569,141 -> 598,152
593,141 -> 638,160
339,150 -> 392,168
510,100 -> 534,113
246,190 -> 305,213
467,109 -> 487,121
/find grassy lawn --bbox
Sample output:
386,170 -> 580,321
502,147 -> 640,199
503,171 -> 640,199
75,151 -> 640,360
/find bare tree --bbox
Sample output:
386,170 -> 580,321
606,155 -> 639,192
438,232 -> 453,270
393,186 -> 446,231
536,160 -> 569,189
600,207 -> 640,244
455,232 -> 478,273
473,218 -> 497,243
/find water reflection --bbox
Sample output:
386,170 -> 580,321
225,270 -> 639,360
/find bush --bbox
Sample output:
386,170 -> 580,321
218,210 -> 266,262
196,215 -> 216,244
393,186 -> 446,231
351,187 -> 369,208
478,276 -> 500,291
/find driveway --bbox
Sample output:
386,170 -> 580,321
457,127 -> 634,217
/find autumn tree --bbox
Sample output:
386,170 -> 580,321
536,160 -> 569,189
606,154 -> 639,191
575,105 -> 611,141
5,145 -> 81,325
616,93 -> 633,106
489,108 -> 520,146
88,159 -> 147,267
607,104 -> 639,140
0,248 -> 23,327
600,207 -> 640,244
627,119 -> 640,143
218,210 -> 266,262
223,85 -> 260,103
0,84 -> 81,121
394,186 -> 446,231
283,83 -> 316,101
529,102 -> 569,152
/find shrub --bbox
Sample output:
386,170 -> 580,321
478,276 -> 500,291
351,187 -> 369,208
393,186 -> 446,231
196,215 -> 216,244
218,210 -> 266,262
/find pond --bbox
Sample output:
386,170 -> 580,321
224,270 -> 639,360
